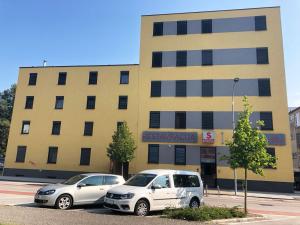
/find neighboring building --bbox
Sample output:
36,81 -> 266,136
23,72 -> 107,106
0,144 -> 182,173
289,107 -> 300,190
4,6 -> 294,192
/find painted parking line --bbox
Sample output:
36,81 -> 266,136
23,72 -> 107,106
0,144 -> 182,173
0,189 -> 35,196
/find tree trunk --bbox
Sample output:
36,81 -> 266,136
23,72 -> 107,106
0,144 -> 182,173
244,168 -> 248,214
121,162 -> 124,177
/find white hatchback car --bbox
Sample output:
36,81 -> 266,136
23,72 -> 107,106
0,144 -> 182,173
104,169 -> 203,216
34,173 -> 125,209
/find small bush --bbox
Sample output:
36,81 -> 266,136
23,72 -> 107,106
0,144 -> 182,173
163,206 -> 246,221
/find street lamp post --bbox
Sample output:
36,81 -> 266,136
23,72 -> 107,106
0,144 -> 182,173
232,77 -> 239,196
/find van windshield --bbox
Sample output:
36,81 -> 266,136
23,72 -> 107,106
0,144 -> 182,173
62,175 -> 87,185
124,173 -> 156,187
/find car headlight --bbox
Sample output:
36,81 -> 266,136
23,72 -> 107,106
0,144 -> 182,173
43,190 -> 56,195
120,193 -> 135,199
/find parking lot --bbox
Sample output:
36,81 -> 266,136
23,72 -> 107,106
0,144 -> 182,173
0,180 -> 300,225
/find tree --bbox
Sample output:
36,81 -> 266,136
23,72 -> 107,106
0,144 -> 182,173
0,84 -> 16,157
107,122 -> 136,176
225,97 -> 276,214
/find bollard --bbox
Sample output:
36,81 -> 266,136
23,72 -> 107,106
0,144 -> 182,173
205,184 -> 208,197
217,185 -> 220,196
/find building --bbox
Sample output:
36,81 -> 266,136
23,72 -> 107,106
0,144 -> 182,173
289,107 -> 300,190
4,6 -> 294,192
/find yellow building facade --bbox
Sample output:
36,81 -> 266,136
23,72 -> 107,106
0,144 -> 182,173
4,7 -> 294,192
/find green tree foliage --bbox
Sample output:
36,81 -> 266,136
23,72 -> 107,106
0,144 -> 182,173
226,97 -> 276,214
0,84 -> 16,157
107,121 -> 136,176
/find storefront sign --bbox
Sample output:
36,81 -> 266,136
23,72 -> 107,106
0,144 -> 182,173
142,131 -> 198,143
265,133 -> 286,146
202,131 -> 215,144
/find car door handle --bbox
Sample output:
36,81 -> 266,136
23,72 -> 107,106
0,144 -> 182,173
99,188 -> 105,190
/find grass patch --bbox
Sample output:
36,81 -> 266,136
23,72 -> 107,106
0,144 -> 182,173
162,206 -> 246,221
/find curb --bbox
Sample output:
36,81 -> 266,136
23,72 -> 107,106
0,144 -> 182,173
0,176 -> 63,184
208,216 -> 265,224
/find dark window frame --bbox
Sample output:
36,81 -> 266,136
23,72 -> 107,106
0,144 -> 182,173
175,145 -> 186,165
120,71 -> 129,84
202,50 -> 213,66
176,80 -> 187,97
25,96 -> 34,109
80,148 -> 91,166
28,73 -> 37,86
152,52 -> 162,68
21,121 -> 30,134
55,96 -> 64,109
151,81 -> 161,97
202,112 -> 214,129
202,19 -> 212,34
16,146 -> 26,163
84,121 -> 94,136
177,21 -> 187,35
88,71 -> 98,85
202,80 -> 213,97
256,47 -> 269,64
118,96 -> 128,110
51,121 -> 61,135
149,111 -> 160,128
47,147 -> 58,164
265,147 -> 276,169
58,72 -> 67,85
86,96 -> 96,109
260,112 -> 273,130
148,144 -> 159,164
255,16 -> 267,31
258,78 -> 271,96
176,51 -> 187,67
175,111 -> 186,129
153,22 -> 163,36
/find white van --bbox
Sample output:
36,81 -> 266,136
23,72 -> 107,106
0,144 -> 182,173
104,169 -> 203,216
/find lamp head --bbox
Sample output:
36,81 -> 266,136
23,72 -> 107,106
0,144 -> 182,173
234,77 -> 239,83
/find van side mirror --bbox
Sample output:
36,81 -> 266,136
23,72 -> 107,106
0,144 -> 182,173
151,184 -> 162,190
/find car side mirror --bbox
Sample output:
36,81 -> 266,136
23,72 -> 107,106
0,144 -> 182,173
77,183 -> 86,188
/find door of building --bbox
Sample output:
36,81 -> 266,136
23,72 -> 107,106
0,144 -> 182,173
200,147 -> 217,188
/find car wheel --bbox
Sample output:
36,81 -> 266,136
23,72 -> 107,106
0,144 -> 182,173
55,194 -> 73,210
134,199 -> 149,216
189,198 -> 200,208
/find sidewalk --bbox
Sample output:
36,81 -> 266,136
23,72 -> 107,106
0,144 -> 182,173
0,175 -> 64,184
207,188 -> 300,200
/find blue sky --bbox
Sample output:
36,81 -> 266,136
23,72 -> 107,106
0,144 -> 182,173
0,0 -> 299,106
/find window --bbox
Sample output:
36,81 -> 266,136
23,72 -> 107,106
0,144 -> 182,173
117,121 -> 124,130
28,73 -> 37,86
47,147 -> 58,164
152,175 -> 170,188
176,51 -> 187,67
173,175 -> 200,187
21,121 -> 30,134
258,79 -> 271,96
202,50 -> 213,66
55,96 -> 64,109
255,16 -> 267,31
150,111 -> 160,128
120,71 -> 129,84
148,144 -> 159,164
151,81 -> 161,97
152,52 -> 162,68
266,148 -> 276,169
202,112 -> 214,129
80,176 -> 103,186
296,112 -> 300,127
104,176 -> 119,185
80,148 -> 91,165
177,21 -> 187,35
202,80 -> 213,97
118,96 -> 128,109
52,121 -> 61,135
89,71 -> 98,85
84,122 -> 94,136
175,145 -> 186,165
153,22 -> 163,36
58,72 -> 67,85
86,96 -> 96,109
16,146 -> 26,162
25,96 -> 34,109
296,133 -> 300,148
202,19 -> 212,33
175,112 -> 186,129
260,112 -> 273,130
176,80 -> 186,97
256,47 -> 269,64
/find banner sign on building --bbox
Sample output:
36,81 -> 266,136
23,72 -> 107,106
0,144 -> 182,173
265,133 -> 286,146
202,131 -> 215,144
142,131 -> 198,143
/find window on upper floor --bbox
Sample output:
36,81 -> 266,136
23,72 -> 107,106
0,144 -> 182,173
28,73 -> 37,86
117,121 -> 124,130
176,51 -> 187,67
265,148 -> 276,169
256,47 -> 269,64
118,96 -> 128,109
175,112 -> 186,129
86,96 -> 96,109
176,80 -> 187,97
255,16 -> 267,31
25,96 -> 34,109
202,112 -> 214,129
55,96 -> 64,109
148,144 -> 159,164
58,72 -> 67,85
80,148 -> 91,165
177,21 -> 187,35
202,80 -> 213,97
52,121 -> 61,135
16,146 -> 26,163
151,81 -> 161,97
202,50 -> 213,66
152,52 -> 162,68
149,111 -> 160,128
89,71 -> 98,85
120,71 -> 129,84
258,79 -> 271,96
21,121 -> 30,134
84,121 -> 94,136
47,147 -> 58,164
260,112 -> 273,130
175,145 -> 186,165
153,22 -> 163,36
202,19 -> 212,33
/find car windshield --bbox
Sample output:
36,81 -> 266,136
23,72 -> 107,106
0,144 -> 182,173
124,173 -> 156,187
61,175 -> 87,185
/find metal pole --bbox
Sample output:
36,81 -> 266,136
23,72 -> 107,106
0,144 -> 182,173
232,78 -> 239,196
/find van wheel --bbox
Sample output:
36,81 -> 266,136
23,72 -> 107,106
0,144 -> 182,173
55,194 -> 73,210
189,198 -> 200,208
134,199 -> 149,216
